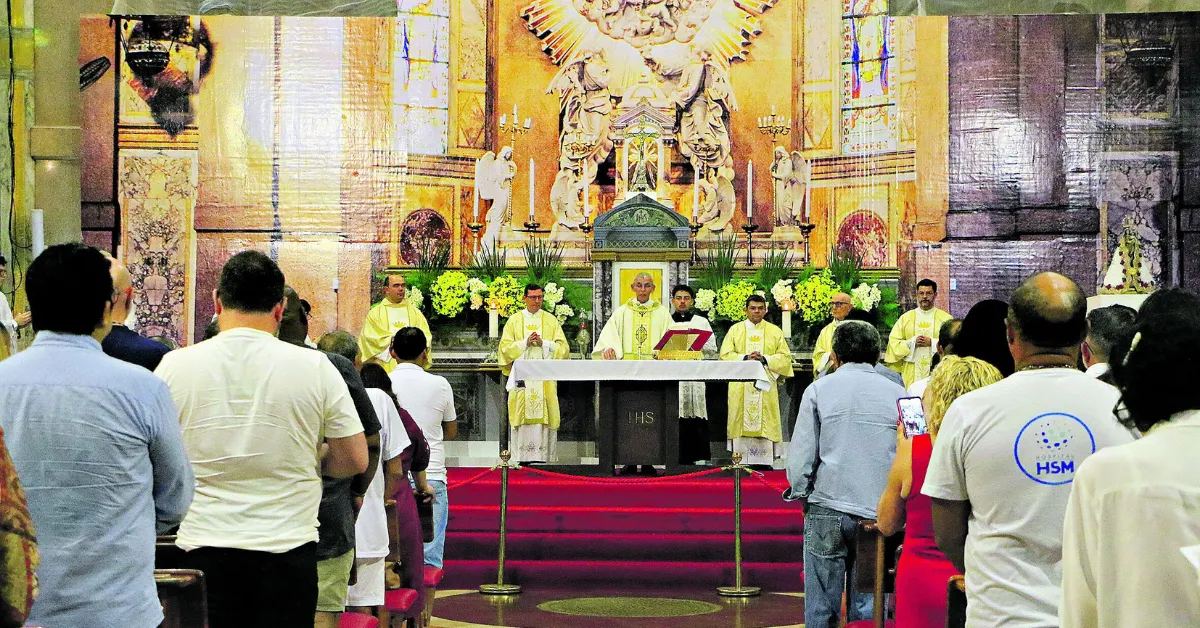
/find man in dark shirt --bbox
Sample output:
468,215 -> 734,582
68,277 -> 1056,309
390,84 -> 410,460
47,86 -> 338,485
279,286 -> 381,627
101,258 -> 170,371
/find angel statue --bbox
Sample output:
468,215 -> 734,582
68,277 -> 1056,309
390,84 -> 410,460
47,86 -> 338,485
550,164 -> 587,229
771,148 -> 810,226
475,146 -> 517,249
671,46 -> 736,177
694,165 -> 735,232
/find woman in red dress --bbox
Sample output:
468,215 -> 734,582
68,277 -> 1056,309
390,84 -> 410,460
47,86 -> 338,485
877,356 -> 1003,628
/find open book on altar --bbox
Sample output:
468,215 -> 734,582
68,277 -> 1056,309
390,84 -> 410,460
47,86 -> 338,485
653,328 -> 713,360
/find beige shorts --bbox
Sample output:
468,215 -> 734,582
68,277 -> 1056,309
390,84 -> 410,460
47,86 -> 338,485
345,557 -> 387,607
315,549 -> 355,612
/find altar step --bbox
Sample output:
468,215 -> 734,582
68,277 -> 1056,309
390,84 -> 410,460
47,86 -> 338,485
441,468 -> 805,592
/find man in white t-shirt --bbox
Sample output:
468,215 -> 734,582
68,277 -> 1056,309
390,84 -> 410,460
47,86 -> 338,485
155,251 -> 368,627
388,327 -> 457,572
923,272 -> 1135,628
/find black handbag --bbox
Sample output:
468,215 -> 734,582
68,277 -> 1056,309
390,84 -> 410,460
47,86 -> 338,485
416,491 -> 435,543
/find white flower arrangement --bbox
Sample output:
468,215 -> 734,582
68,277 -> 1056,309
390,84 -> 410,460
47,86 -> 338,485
851,282 -> 882,312
554,303 -> 574,323
543,282 -> 566,308
408,286 -> 424,311
466,277 -> 488,296
770,279 -> 794,307
469,293 -> 484,310
694,288 -> 717,312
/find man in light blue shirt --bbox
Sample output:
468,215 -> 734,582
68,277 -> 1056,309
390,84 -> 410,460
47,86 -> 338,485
0,243 -> 193,628
785,320 -> 904,628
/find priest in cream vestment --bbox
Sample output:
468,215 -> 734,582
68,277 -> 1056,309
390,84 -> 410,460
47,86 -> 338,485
359,274 -> 431,372
499,284 -> 570,464
811,292 -> 854,378
884,279 -> 953,387
593,272 -> 672,360
720,295 -> 794,466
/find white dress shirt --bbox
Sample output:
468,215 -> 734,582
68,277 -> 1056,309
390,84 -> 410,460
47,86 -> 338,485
1060,410 -> 1200,628
1084,362 -> 1110,379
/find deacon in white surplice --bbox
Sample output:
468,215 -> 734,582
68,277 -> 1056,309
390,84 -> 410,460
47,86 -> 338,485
498,283 -> 570,464
667,284 -> 718,464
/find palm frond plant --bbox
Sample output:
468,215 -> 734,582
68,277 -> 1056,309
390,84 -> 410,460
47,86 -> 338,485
827,246 -> 864,292
523,239 -> 565,286
695,235 -> 737,291
410,240 -> 452,297
468,245 -> 508,281
753,248 -> 796,291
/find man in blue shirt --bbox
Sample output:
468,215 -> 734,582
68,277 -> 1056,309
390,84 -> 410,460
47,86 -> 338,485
785,320 -> 905,628
0,243 -> 194,628
101,256 -> 170,370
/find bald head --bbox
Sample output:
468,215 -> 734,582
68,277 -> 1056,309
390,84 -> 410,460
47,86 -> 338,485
831,291 -> 853,321
1008,272 -> 1087,349
108,258 -> 133,321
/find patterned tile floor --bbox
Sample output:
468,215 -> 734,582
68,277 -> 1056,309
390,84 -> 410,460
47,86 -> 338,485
427,588 -> 806,628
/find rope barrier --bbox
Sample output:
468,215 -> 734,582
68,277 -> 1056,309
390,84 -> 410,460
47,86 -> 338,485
446,466 -> 500,490
515,465 -> 727,485
748,469 -> 790,493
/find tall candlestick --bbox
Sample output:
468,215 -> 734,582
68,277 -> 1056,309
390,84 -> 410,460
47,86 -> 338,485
473,185 -> 480,221
692,174 -> 699,222
583,178 -> 589,220
529,158 -> 536,220
746,160 -> 753,219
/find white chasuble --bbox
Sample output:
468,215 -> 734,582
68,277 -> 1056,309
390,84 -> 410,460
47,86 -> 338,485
521,313 -> 547,421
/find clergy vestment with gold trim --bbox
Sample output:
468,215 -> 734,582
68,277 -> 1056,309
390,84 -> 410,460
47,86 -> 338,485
720,319 -> 794,466
592,298 -> 672,360
884,307 -> 952,387
358,299 -> 432,372
499,309 -> 570,463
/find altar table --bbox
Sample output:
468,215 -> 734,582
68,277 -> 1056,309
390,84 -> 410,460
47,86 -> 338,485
506,359 -> 771,473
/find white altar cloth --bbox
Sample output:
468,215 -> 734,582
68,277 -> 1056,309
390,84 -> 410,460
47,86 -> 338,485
506,359 -> 772,392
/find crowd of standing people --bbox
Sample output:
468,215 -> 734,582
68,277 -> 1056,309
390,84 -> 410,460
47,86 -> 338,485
0,242 -> 1197,627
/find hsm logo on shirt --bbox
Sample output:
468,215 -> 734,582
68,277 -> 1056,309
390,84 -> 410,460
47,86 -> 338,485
1013,412 -> 1097,486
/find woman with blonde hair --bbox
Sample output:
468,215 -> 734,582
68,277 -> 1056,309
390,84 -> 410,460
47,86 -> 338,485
877,355 -> 1003,628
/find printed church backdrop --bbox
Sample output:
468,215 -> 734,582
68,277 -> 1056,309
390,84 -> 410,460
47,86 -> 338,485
79,10 -> 1200,345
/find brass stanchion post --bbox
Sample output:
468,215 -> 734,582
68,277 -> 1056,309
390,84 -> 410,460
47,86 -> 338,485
718,453 -> 761,597
480,451 -> 522,595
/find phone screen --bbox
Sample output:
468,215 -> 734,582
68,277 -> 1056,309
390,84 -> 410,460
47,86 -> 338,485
897,396 -> 928,438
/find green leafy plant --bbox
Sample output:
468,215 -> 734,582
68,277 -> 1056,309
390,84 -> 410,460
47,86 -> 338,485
877,283 -> 901,329
407,241 -> 451,303
827,246 -> 864,292
523,239 -> 565,286
695,236 -> 737,291
468,245 -> 508,281
753,248 -> 796,292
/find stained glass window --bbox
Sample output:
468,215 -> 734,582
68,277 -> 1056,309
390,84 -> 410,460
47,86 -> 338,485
395,0 -> 451,154
841,0 -> 897,155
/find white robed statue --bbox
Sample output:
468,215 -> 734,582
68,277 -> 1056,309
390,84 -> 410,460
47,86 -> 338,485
475,147 -> 517,249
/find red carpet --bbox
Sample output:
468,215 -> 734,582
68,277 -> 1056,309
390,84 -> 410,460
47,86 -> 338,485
442,468 -> 805,592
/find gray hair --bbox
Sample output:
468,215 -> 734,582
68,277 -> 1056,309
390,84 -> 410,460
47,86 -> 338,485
832,320 -> 881,365
317,330 -> 360,363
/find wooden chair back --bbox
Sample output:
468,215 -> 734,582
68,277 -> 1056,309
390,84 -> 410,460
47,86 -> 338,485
155,569 -> 207,628
853,519 -> 902,628
945,575 -> 966,628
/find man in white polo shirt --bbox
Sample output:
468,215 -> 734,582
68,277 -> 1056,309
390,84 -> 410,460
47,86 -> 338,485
388,327 -> 456,573
156,251 -> 368,627
923,272 -> 1135,628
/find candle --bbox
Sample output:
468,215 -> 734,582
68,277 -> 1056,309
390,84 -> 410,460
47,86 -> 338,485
488,301 -> 499,338
782,308 -> 792,339
583,177 -> 589,220
523,118 -> 531,129
30,209 -> 44,257
513,104 -> 518,120
473,185 -> 480,222
692,173 -> 699,222
746,160 -> 753,219
499,113 -> 506,127
529,158 -> 536,221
